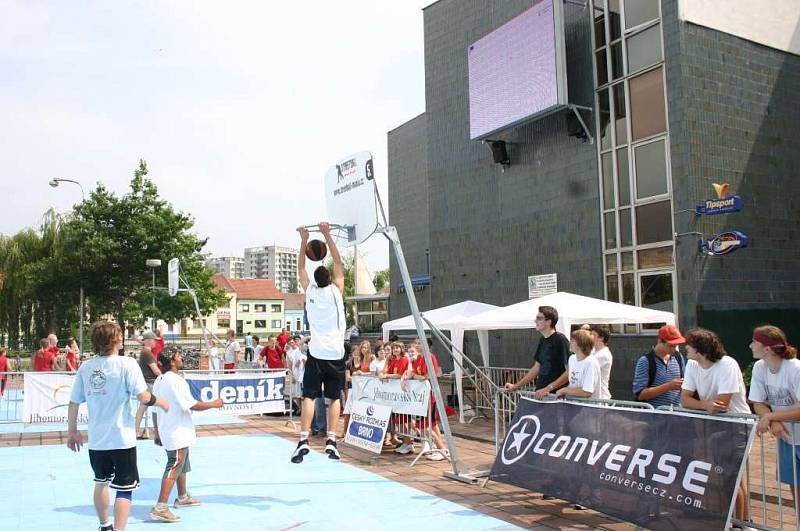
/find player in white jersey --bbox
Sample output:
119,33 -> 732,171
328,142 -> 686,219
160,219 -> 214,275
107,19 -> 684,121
291,221 -> 346,463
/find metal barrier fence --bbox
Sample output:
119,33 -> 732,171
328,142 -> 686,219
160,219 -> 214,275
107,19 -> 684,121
656,405 -> 798,531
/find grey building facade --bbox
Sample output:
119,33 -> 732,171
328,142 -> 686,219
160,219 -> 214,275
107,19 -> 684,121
388,0 -> 800,399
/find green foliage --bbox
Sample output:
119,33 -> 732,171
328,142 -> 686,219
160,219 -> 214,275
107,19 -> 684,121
373,268 -> 390,291
0,160 -> 227,350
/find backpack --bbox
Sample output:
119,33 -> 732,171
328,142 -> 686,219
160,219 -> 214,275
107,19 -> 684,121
646,350 -> 685,388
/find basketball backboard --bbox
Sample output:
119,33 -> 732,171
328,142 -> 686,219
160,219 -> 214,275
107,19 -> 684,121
324,151 -> 378,247
168,258 -> 180,296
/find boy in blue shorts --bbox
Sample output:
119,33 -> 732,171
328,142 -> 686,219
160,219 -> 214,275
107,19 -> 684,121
67,321 -> 169,531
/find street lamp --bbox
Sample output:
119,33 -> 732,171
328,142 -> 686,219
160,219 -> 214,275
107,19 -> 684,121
48,177 -> 86,356
49,178 -> 85,201
146,259 -> 162,331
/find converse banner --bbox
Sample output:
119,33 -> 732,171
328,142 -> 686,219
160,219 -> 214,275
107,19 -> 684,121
490,397 -> 754,531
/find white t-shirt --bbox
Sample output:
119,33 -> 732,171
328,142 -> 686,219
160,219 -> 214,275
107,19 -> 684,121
305,283 -> 345,360
568,354 -> 601,399
749,358 -> 800,443
591,346 -> 613,399
153,371 -> 198,451
369,358 -> 386,374
682,356 -> 750,414
207,346 -> 221,370
69,354 -> 147,450
224,340 -> 240,364
285,347 -> 306,382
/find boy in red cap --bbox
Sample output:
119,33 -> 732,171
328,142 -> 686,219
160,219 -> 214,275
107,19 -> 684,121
632,324 -> 686,408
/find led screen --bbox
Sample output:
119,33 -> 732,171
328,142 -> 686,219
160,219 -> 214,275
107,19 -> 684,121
467,0 -> 566,140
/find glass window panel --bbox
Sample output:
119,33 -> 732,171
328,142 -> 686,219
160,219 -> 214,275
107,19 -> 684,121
608,0 -> 622,41
622,273 -> 635,305
604,211 -> 617,249
596,48 -> 608,86
601,152 -> 615,208
620,208 -> 633,247
594,1 -> 606,49
613,84 -> 627,145
635,140 -> 668,198
625,324 -> 639,333
621,251 -> 634,270
611,42 -> 624,80
598,89 -> 612,150
606,275 -> 619,302
635,200 -> 672,244
605,253 -> 618,274
624,0 -> 659,30
617,146 -> 630,206
638,246 -> 673,268
640,273 -> 673,328
627,24 -> 662,74
630,67 -> 666,140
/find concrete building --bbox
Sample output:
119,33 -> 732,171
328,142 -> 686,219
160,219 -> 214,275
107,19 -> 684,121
204,256 -> 245,279
243,245 -> 299,292
388,0 -> 800,398
185,274 -> 285,338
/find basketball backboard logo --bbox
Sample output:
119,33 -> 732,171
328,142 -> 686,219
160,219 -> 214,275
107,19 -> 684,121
324,151 -> 378,248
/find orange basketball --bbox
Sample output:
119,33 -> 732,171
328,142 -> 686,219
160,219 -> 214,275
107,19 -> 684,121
305,239 -> 328,261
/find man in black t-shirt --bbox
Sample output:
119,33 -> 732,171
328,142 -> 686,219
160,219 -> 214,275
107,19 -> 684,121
135,331 -> 162,439
504,305 -> 570,395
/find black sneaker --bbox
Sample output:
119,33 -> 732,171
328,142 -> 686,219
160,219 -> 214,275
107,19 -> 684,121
325,439 -> 340,460
99,525 -> 114,531
291,439 -> 310,463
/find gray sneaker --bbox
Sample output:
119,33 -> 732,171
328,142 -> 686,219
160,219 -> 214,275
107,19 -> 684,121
174,493 -> 201,508
150,504 -> 181,522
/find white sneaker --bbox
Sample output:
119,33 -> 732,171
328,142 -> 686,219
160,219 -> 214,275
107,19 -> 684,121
427,450 -> 446,461
394,443 -> 415,455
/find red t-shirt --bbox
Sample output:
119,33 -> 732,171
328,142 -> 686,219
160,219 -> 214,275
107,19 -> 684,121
33,349 -> 54,371
277,332 -> 290,351
153,337 -> 165,357
412,351 -> 439,377
65,350 -> 78,371
262,346 -> 283,369
386,355 -> 409,376
0,355 -> 9,379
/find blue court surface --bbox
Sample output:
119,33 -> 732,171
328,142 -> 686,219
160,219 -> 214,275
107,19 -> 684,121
0,433 -> 520,530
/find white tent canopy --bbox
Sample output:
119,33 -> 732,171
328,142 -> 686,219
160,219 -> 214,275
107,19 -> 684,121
459,291 -> 677,364
381,300 -> 499,422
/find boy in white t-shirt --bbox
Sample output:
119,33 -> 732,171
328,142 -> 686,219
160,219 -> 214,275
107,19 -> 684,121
223,329 -> 241,373
149,350 -> 224,523
589,325 -> 613,399
679,328 -> 750,523
748,325 -> 800,508
555,329 -> 601,400
67,321 -> 169,531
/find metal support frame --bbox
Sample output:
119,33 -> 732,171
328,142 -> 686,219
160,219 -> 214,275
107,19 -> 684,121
568,104 -> 594,144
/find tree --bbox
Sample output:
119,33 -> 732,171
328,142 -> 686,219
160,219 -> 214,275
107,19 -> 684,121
59,160 -> 227,332
373,268 -> 390,291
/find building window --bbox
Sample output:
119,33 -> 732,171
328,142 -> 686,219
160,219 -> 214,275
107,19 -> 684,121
271,320 -> 282,328
295,318 -> 302,331
218,317 -> 230,328
254,304 -> 266,312
594,0 -> 674,332
254,320 -> 266,329
239,304 -> 249,312
271,304 -> 281,313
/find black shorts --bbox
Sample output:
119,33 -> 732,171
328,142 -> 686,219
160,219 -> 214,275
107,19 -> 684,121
303,354 -> 345,401
89,447 -> 140,491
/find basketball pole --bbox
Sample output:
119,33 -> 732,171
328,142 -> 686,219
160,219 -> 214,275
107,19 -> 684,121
371,183 -> 470,481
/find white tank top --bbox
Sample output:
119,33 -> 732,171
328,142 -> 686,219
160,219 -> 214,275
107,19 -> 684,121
305,283 -> 346,360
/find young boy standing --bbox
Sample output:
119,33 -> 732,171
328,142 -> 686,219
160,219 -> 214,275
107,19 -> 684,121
149,349 -> 224,522
67,321 -> 169,531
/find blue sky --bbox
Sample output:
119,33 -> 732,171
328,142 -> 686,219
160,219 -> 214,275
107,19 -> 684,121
0,1 -> 429,271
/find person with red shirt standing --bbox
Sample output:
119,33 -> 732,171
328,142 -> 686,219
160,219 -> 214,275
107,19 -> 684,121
0,347 -> 11,399
33,338 -> 57,371
47,333 -> 63,370
277,327 -> 291,354
380,341 -> 411,451
403,339 -> 451,460
152,328 -> 166,357
260,335 -> 284,369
